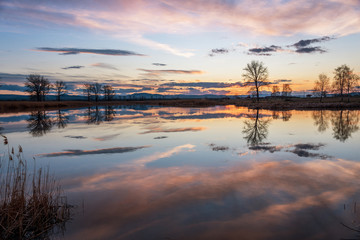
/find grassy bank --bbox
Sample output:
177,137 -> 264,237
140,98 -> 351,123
0,97 -> 360,113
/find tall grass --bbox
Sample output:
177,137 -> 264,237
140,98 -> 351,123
0,136 -> 71,239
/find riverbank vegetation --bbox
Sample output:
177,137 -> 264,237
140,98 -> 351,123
1,97 -> 360,113
0,138 -> 71,239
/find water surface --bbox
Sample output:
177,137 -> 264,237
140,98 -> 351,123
1,105 -> 359,239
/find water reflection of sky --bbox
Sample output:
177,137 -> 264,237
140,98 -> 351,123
0,106 -> 359,239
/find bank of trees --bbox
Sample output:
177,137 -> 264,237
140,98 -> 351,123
24,74 -> 116,101
314,65 -> 359,102
82,83 -> 116,101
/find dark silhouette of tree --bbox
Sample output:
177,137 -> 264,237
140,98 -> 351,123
86,106 -> 103,125
271,85 -> 280,97
27,111 -> 53,137
242,109 -> 270,146
54,80 -> 67,101
333,64 -> 351,102
55,110 -> 69,129
312,110 -> 330,132
25,74 -> 51,101
104,106 -> 116,121
91,83 -> 102,102
314,74 -> 330,102
282,84 -> 292,97
331,110 -> 359,142
242,61 -> 269,102
103,85 -> 115,101
346,71 -> 359,102
83,83 -> 92,101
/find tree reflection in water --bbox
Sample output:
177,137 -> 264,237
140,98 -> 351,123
242,108 -> 270,146
55,110 -> 69,129
86,106 -> 104,125
104,106 -> 116,122
331,110 -> 359,142
27,111 -> 53,137
312,110 -> 330,133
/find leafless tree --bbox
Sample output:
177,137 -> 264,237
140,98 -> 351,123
91,83 -> 102,102
271,85 -> 280,97
54,80 -> 67,101
103,85 -> 115,101
242,61 -> 269,102
282,84 -> 292,97
346,71 -> 359,102
25,74 -> 51,101
314,74 -> 330,102
333,64 -> 351,102
83,83 -> 92,101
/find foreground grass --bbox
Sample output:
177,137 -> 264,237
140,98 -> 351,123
0,137 -> 71,239
0,97 -> 360,113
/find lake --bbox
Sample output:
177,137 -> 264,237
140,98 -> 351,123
1,105 -> 360,240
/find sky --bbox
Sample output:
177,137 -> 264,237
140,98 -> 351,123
0,0 -> 360,97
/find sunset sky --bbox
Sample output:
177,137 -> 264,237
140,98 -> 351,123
1,0 -> 359,96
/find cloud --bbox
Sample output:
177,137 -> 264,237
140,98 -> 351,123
288,143 -> 330,159
208,143 -> 230,152
62,65 -> 84,70
154,136 -> 168,139
37,146 -> 150,157
289,36 -> 334,54
1,0 -> 359,61
35,47 -> 146,56
60,157 -> 360,240
91,63 -> 118,70
161,81 -> 244,88
140,127 -> 206,134
152,63 -> 167,66
138,69 -> 204,76
209,48 -> 229,57
248,45 -> 282,56
0,84 -> 26,91
295,47 -> 326,54
64,135 -> 87,139
272,79 -> 292,84
249,145 -> 283,153
291,36 -> 334,48
156,87 -> 173,93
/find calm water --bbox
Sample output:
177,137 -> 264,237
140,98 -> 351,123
1,105 -> 360,240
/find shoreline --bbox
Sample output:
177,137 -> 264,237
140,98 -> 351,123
1,97 -> 360,113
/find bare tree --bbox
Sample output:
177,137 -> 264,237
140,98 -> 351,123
242,61 -> 269,102
314,74 -> 330,102
54,80 -> 67,101
282,84 -> 292,97
333,64 -> 351,102
346,71 -> 359,102
91,83 -> 102,102
25,74 -> 51,101
271,85 -> 280,97
103,85 -> 115,101
83,83 -> 92,101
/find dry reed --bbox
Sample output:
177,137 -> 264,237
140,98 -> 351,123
0,136 -> 71,239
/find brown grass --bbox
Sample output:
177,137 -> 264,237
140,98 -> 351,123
0,97 -> 359,113
0,136 -> 71,239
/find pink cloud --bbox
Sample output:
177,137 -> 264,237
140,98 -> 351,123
1,0 -> 360,55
